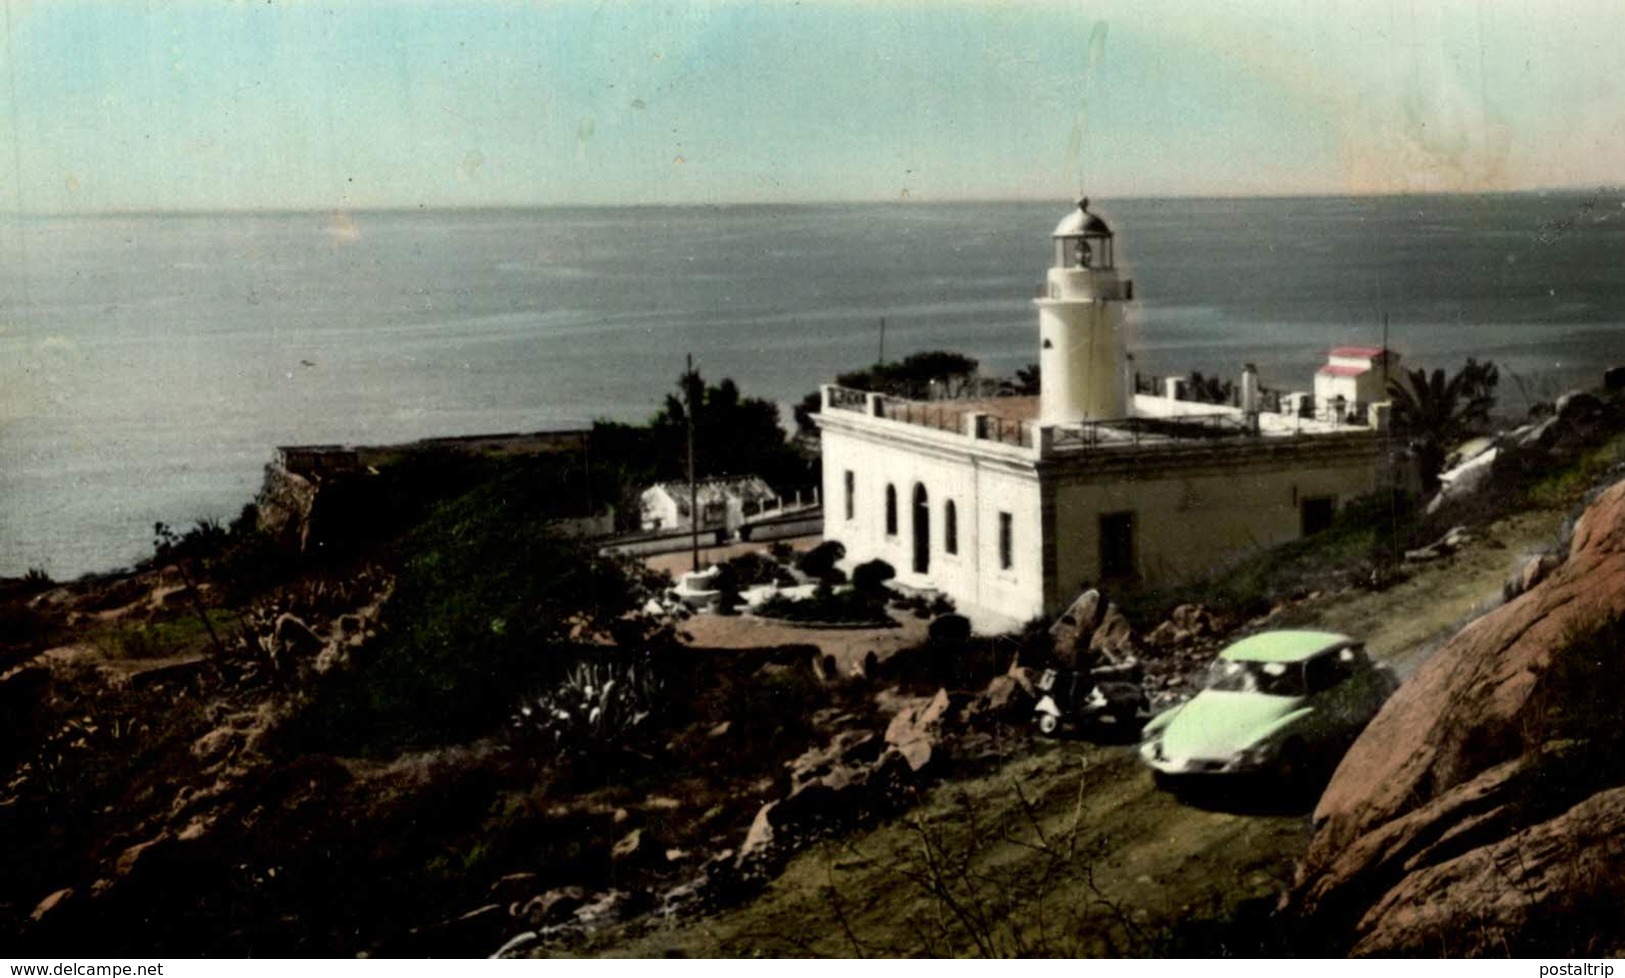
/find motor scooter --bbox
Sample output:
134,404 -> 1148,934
1034,667 -> 1147,737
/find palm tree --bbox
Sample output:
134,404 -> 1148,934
1386,358 -> 1499,491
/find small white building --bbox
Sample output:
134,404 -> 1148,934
1314,346 -> 1401,422
816,200 -> 1399,627
640,476 -> 780,534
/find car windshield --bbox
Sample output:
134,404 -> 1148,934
1205,658 -> 1307,697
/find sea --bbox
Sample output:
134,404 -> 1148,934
3,191 -> 1623,579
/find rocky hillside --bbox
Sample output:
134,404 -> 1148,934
1287,476 -> 1625,956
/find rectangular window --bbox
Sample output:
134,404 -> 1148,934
844,470 -> 855,521
1099,511 -> 1136,580
998,511 -> 1013,570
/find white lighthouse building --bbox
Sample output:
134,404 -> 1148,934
815,199 -> 1397,628
1038,198 -> 1132,424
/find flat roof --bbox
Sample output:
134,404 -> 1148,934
951,396 -> 1039,422
1218,630 -> 1355,663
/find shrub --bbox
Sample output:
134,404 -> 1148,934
797,540 -> 847,582
755,587 -> 889,626
711,563 -> 743,615
926,613 -> 971,648
719,552 -> 786,589
852,559 -> 896,593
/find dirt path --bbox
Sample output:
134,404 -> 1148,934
1271,508 -> 1565,677
674,612 -> 931,675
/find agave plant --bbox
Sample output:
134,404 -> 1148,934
511,657 -> 665,758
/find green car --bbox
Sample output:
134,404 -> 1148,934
1138,630 -> 1398,783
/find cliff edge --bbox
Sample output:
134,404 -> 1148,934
1288,477 -> 1625,956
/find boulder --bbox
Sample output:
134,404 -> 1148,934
735,801 -> 779,868
967,673 -> 1034,722
1168,603 -> 1215,637
1555,389 -> 1605,423
788,729 -> 880,793
884,688 -> 952,772
1428,449 -> 1500,513
1007,664 -> 1038,696
114,833 -> 171,879
312,640 -> 349,675
1049,589 -> 1104,666
272,613 -> 323,658
489,931 -> 541,960
190,725 -> 239,763
29,887 -> 73,924
571,890 -> 632,927
1520,552 -> 1560,593
1288,477 -> 1625,956
1145,621 -> 1189,649
1087,603 -> 1137,660
610,828 -> 652,865
517,887 -> 586,928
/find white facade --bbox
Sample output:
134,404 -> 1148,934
1314,346 -> 1400,421
815,201 -> 1395,627
640,476 -> 779,533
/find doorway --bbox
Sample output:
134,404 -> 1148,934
912,484 -> 930,575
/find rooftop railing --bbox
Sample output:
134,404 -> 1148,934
819,384 -> 1377,459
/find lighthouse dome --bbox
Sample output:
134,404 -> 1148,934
1052,202 -> 1112,238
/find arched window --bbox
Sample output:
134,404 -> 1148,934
944,500 -> 958,555
912,484 -> 930,575
884,484 -> 898,536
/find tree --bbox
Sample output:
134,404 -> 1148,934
1387,358 -> 1500,491
1012,363 -> 1042,396
835,350 -> 981,400
593,368 -> 815,508
649,368 -> 812,488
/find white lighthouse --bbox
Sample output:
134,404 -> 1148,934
1035,198 -> 1133,424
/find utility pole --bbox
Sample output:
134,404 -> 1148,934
878,317 -> 886,365
1381,312 -> 1390,393
686,353 -> 700,574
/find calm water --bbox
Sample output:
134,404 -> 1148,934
3,192 -> 1622,578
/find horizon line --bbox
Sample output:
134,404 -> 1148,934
5,183 -> 1617,220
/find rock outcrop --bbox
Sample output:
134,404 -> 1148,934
1287,478 -> 1625,956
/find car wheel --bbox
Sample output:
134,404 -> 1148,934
1037,713 -> 1060,736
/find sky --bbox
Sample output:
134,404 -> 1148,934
1,0 -> 1622,212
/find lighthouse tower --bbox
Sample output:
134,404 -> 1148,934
1035,198 -> 1133,424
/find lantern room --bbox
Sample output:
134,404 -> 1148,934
1052,197 -> 1115,271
